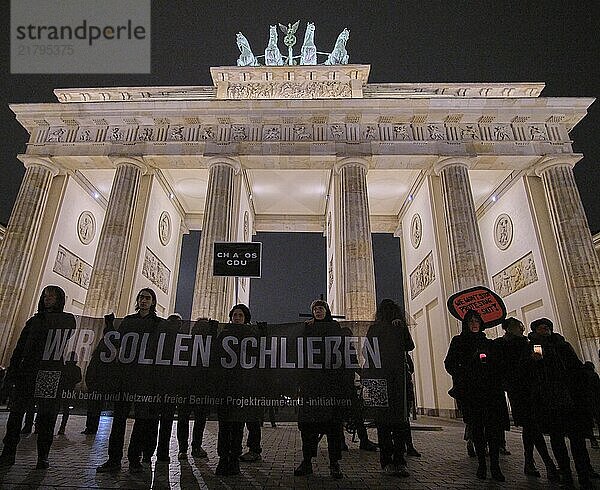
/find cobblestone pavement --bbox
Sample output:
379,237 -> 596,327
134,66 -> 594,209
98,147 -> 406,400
1,413 -> 600,489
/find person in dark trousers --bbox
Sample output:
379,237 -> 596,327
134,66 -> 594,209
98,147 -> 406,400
175,316 -> 216,461
445,310 -> 509,482
339,325 -> 378,453
57,351 -> 82,435
402,354 -> 421,457
149,314 -> 182,463
528,318 -> 598,488
366,299 -> 415,477
0,285 -> 76,469
96,288 -> 163,473
495,317 -> 559,480
215,304 -> 258,476
583,361 -> 600,449
294,299 -> 347,480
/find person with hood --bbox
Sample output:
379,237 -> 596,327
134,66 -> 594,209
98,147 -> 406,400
215,303 -> 259,476
444,309 -> 509,482
528,317 -> 598,488
365,299 -> 415,477
294,299 -> 347,480
495,317 -> 559,480
96,288 -> 163,473
0,285 -> 76,469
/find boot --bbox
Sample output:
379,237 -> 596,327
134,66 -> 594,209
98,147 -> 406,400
215,457 -> 229,476
524,459 -> 540,477
329,461 -> 343,479
466,440 -> 476,457
228,457 -> 240,475
490,463 -> 505,482
294,459 -> 313,476
476,459 -> 487,480
546,463 -> 560,482
0,451 -> 16,467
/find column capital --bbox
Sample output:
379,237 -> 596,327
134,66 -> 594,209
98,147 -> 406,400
17,155 -> 60,176
206,156 -> 241,174
533,154 -> 583,177
109,156 -> 148,175
334,157 -> 369,174
433,157 -> 476,176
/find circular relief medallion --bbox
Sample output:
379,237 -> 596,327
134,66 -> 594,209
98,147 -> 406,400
159,211 -> 172,246
494,213 -> 513,250
77,211 -> 96,245
410,214 -> 422,249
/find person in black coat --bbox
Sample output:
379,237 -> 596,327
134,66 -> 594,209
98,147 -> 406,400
294,299 -> 347,480
96,288 -> 163,473
495,317 -> 558,480
444,309 -> 509,482
528,317 -> 598,488
0,285 -> 76,469
366,299 -> 415,477
214,303 -> 259,476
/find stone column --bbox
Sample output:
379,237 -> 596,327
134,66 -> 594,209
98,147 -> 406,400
83,158 -> 146,318
0,157 -> 58,364
191,159 -> 239,321
336,158 -> 376,320
537,157 -> 600,354
435,158 -> 488,290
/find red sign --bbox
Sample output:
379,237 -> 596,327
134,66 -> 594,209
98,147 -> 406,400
447,286 -> 506,328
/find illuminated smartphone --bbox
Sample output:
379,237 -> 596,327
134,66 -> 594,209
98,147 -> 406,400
479,353 -> 487,362
533,345 -> 543,356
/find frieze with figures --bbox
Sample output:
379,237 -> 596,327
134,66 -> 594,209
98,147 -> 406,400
142,247 -> 171,294
492,251 -> 538,298
53,245 -> 92,289
41,121 -> 560,146
410,252 -> 436,300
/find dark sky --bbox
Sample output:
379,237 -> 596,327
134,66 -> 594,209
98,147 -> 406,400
2,1 -> 599,319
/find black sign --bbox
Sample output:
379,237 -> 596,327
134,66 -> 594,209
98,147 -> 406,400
213,242 -> 262,277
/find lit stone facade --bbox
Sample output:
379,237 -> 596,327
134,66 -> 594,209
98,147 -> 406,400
1,64 -> 598,417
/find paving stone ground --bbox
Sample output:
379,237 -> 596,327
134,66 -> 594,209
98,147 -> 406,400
1,413 -> 600,489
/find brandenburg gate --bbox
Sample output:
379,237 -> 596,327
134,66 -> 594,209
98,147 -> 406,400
1,26 -> 599,416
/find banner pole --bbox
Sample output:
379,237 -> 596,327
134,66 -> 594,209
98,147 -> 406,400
235,277 -> 239,305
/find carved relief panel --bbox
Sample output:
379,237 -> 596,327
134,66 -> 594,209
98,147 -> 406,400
53,245 -> 92,289
410,251 -> 436,300
142,247 -> 171,294
492,251 -> 538,297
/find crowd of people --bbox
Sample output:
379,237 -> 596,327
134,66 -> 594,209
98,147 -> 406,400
445,310 -> 600,488
0,286 -> 418,480
1,284 -> 599,487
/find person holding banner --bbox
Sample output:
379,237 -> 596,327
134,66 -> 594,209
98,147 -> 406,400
96,288 -> 163,474
215,303 -> 259,476
0,285 -> 76,469
444,309 -> 509,482
365,299 -> 415,477
294,299 -> 347,480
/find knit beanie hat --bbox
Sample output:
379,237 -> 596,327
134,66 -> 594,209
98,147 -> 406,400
530,317 -> 553,332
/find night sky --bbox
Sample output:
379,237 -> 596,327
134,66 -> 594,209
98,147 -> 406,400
1,1 -> 598,320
